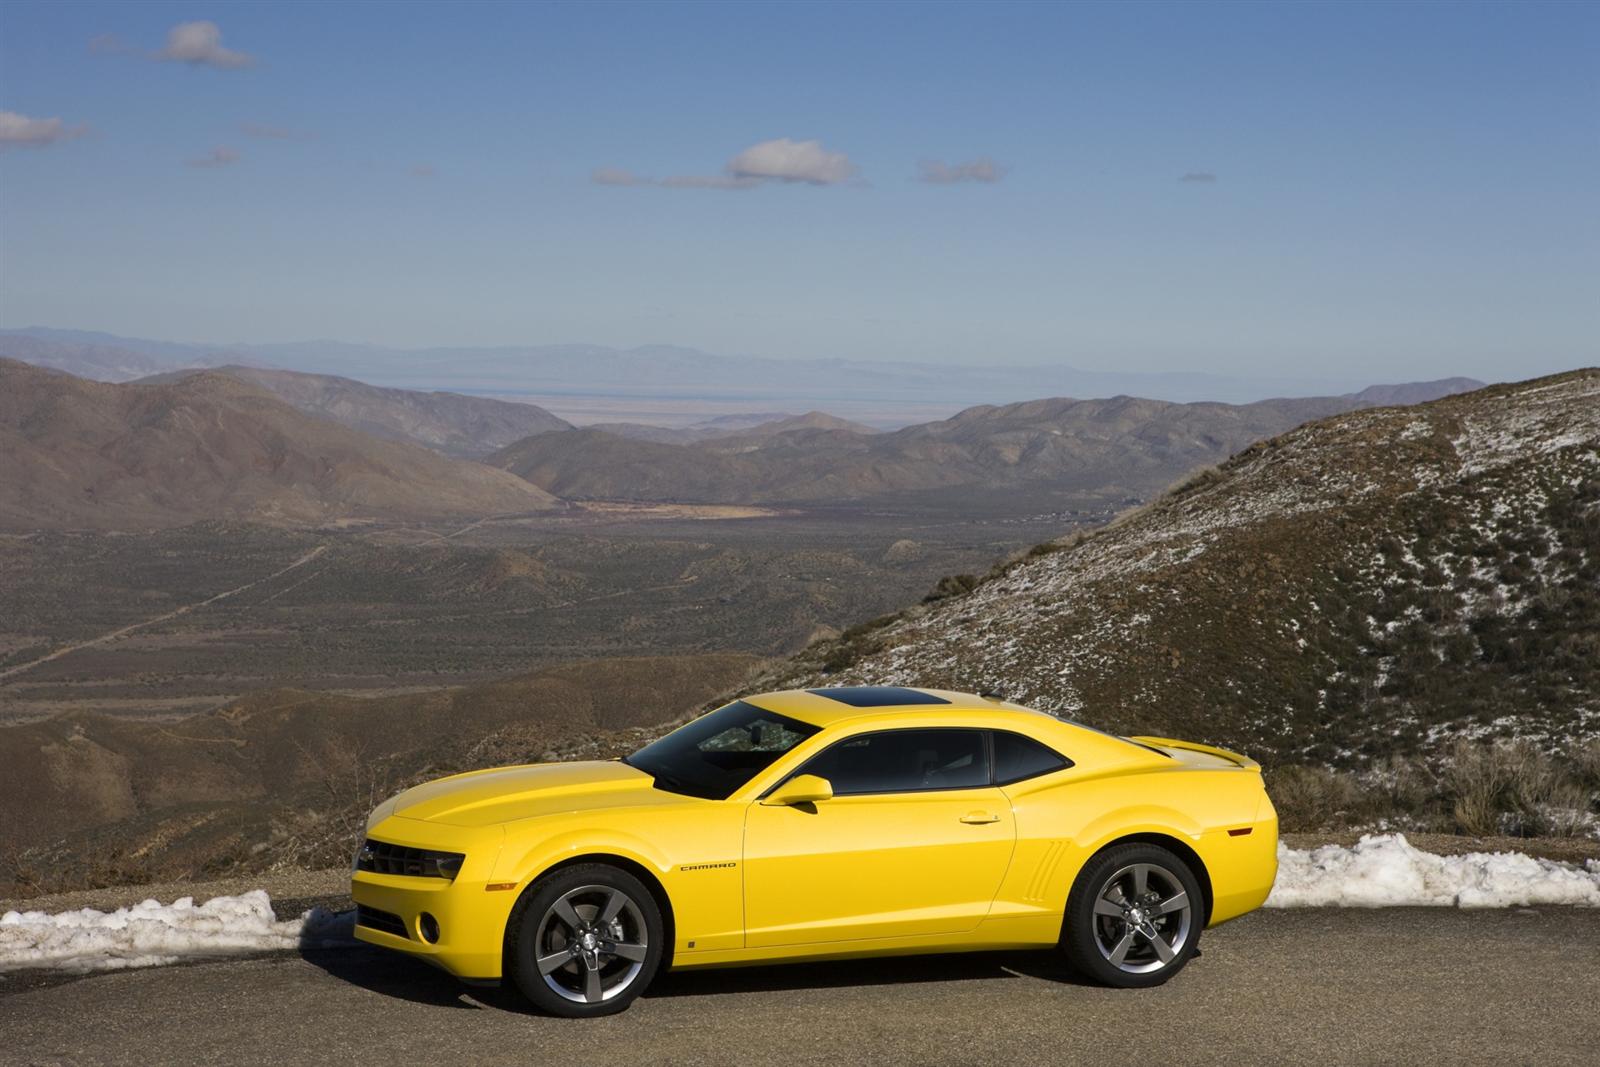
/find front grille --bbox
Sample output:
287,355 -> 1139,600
355,839 -> 464,879
356,904 -> 409,939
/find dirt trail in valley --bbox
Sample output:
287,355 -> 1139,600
0,546 -> 328,684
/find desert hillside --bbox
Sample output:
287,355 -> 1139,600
0,360 -> 561,530
0,654 -> 758,893
770,370 -> 1600,766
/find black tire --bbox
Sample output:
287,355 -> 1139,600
1062,843 -> 1203,988
505,863 -> 665,1017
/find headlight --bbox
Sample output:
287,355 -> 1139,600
354,839 -> 467,880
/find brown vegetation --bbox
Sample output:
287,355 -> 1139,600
0,653 -> 761,896
1267,739 -> 1600,837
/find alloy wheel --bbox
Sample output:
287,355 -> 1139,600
1091,862 -> 1193,974
533,884 -> 650,1004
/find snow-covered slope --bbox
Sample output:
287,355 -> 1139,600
774,370 -> 1600,765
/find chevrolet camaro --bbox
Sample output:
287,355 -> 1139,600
352,685 -> 1278,1016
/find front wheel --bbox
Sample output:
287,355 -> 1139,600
506,863 -> 665,1017
1062,843 -> 1202,988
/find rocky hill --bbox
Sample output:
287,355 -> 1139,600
488,387 -> 1474,506
768,370 -> 1600,766
137,365 -> 571,457
0,360 -> 560,530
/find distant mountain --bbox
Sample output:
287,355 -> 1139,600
487,386 -> 1476,506
0,334 -> 248,383
137,365 -> 571,458
2,326 -> 1436,406
1347,378 -> 1485,407
0,360 -> 560,531
769,370 -> 1600,765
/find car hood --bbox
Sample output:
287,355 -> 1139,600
387,760 -> 682,828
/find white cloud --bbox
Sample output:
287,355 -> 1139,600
187,146 -> 240,169
597,138 -> 858,191
591,166 -> 649,186
727,138 -> 857,185
1180,171 -> 1218,183
918,157 -> 1007,184
158,21 -> 254,69
0,111 -> 87,149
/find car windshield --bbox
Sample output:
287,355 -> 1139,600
623,700 -> 820,800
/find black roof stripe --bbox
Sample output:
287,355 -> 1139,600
805,686 -> 951,707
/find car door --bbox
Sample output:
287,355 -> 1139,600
742,727 -> 1016,948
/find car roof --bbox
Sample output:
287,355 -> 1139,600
744,686 -> 1056,727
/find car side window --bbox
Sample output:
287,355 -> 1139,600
794,728 -> 989,795
991,730 -> 1072,784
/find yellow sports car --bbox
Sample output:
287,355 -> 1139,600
352,686 -> 1278,1016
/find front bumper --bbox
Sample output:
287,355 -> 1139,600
351,817 -> 513,981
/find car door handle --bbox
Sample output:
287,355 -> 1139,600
959,812 -> 1001,824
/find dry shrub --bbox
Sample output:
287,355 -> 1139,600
1441,739 -> 1590,837
1266,740 -> 1597,838
1264,765 -> 1369,832
1366,754 -> 1434,816
1571,737 -> 1600,792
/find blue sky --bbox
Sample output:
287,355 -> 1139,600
1,0 -> 1595,383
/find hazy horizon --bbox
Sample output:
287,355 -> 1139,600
4,323 -> 1504,420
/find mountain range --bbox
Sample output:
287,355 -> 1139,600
1,349 -> 1487,530
1,325 -> 1449,406
486,387 -> 1481,507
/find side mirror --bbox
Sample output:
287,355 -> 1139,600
762,773 -> 834,807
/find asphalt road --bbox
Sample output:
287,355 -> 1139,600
3,908 -> 1596,1067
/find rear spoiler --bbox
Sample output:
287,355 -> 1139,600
1128,736 -> 1261,773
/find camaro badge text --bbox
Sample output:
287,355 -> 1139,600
679,861 -> 737,872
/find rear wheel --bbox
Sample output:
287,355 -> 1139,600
1062,843 -> 1202,988
506,864 -> 664,1017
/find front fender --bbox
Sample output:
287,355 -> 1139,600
490,805 -> 747,956
492,825 -> 673,887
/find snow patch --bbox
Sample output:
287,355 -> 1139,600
0,890 -> 351,974
1268,834 -> 1600,908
